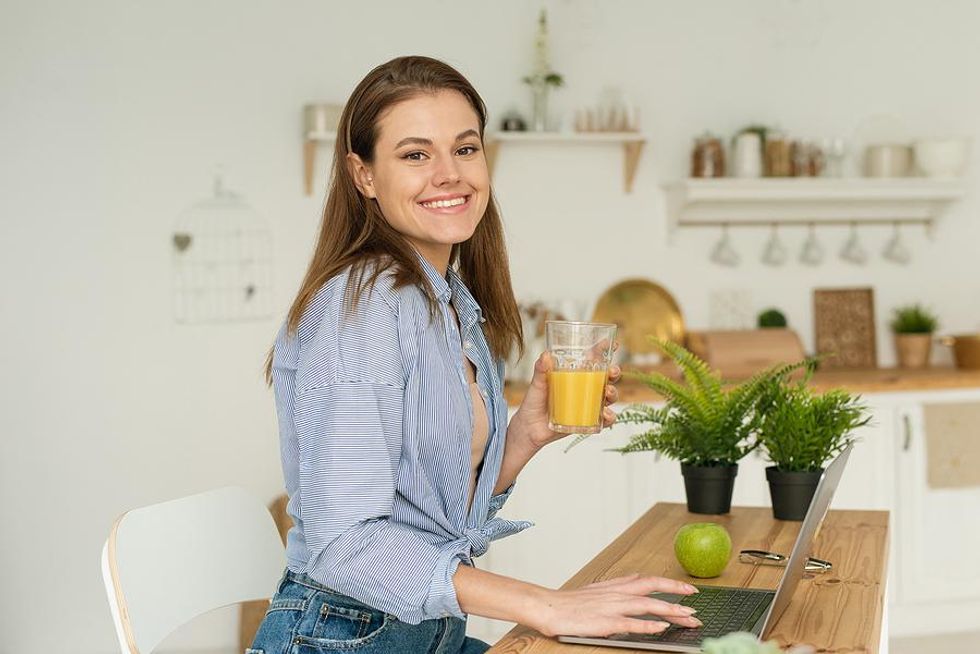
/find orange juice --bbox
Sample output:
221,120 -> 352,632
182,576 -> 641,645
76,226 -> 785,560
548,369 -> 607,432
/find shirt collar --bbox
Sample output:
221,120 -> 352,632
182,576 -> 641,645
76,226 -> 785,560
414,250 -> 452,303
447,267 -> 484,327
412,250 -> 484,326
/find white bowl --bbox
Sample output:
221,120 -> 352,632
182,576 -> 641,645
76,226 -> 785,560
913,138 -> 971,177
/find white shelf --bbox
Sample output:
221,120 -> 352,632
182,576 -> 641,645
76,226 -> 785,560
487,131 -> 645,144
663,177 -> 966,232
486,131 -> 646,192
302,132 -> 338,195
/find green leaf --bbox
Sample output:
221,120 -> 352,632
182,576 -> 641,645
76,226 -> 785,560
757,383 -> 871,471
603,340 -> 815,466
890,303 -> 939,333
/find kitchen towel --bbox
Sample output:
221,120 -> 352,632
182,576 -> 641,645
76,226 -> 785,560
924,401 -> 980,489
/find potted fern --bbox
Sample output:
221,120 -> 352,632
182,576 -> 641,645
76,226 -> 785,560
890,303 -> 938,369
758,376 -> 870,520
614,339 -> 805,515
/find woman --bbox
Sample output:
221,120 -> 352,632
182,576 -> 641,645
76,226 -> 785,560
250,56 -> 701,654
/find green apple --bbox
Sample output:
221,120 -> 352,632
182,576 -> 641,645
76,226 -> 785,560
674,522 -> 732,578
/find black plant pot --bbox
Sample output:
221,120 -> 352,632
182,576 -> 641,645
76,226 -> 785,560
766,466 -> 823,521
680,463 -> 738,515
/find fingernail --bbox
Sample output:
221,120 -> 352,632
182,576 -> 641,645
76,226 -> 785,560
685,584 -> 699,593
654,621 -> 670,630
680,606 -> 697,616
690,618 -> 703,627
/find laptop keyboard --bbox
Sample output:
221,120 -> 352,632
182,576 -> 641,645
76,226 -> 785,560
618,586 -> 774,645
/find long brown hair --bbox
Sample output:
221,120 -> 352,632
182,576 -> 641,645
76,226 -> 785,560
265,56 -> 523,383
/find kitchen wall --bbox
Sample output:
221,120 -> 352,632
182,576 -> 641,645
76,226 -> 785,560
2,1 -> 979,652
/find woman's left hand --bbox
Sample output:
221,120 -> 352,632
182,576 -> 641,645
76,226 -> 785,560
512,351 -> 621,450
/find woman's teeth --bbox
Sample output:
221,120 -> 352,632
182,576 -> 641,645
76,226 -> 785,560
420,197 -> 467,209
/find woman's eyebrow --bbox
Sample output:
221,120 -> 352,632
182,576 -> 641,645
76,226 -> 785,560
394,129 -> 480,149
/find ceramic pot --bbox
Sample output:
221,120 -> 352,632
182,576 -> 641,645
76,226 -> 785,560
681,463 -> 738,515
766,466 -> 822,521
894,333 -> 932,368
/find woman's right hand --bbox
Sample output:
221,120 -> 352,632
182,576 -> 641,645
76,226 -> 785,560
530,574 -> 703,638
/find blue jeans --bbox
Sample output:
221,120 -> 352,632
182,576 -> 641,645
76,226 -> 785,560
247,570 -> 491,654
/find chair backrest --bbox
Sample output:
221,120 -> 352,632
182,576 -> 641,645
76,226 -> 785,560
101,486 -> 286,654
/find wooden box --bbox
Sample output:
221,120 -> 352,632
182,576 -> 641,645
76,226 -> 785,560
685,329 -> 806,379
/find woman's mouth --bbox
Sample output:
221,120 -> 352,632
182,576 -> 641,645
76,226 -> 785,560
418,195 -> 471,214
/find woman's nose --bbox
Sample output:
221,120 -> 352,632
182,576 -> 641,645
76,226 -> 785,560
432,157 -> 461,186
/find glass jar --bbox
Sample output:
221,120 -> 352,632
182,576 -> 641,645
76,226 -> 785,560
765,132 -> 792,177
691,133 -> 726,178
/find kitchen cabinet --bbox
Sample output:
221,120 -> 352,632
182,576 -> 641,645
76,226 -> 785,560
469,387 -> 980,643
889,390 -> 980,637
831,397 -> 895,512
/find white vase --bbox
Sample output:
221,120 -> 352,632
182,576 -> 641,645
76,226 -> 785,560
531,83 -> 549,132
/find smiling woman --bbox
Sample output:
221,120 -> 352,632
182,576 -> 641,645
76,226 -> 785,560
348,94 -> 490,274
251,56 -> 696,654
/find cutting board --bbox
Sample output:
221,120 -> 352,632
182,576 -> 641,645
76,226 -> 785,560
685,329 -> 806,379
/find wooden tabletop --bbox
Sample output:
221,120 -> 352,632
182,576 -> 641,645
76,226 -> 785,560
488,503 -> 889,654
504,366 -> 980,406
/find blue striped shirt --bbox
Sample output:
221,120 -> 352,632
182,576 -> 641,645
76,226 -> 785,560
271,254 -> 532,624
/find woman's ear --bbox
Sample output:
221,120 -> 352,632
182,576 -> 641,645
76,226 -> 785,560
347,153 -> 376,199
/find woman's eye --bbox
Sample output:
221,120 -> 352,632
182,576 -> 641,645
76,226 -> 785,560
403,151 -> 427,161
457,145 -> 479,156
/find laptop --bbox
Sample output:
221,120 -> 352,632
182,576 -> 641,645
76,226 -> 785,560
558,444 -> 852,652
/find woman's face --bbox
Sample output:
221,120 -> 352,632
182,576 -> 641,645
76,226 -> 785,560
355,90 -> 490,271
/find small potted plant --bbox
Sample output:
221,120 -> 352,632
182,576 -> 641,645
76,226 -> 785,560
890,304 -> 938,368
757,308 -> 787,329
614,339 -> 806,515
757,375 -> 870,520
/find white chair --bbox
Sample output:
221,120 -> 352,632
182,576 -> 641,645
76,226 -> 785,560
101,486 -> 286,654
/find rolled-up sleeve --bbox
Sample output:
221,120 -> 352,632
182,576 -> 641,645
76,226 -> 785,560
487,484 -> 515,520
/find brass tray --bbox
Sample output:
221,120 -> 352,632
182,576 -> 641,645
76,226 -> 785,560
591,278 -> 685,359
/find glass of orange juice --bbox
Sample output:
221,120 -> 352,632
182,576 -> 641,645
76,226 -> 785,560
546,320 -> 617,434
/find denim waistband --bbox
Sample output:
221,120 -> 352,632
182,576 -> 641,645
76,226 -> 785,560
282,569 -> 382,614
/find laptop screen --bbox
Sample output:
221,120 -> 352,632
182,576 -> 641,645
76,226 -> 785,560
759,444 -> 853,636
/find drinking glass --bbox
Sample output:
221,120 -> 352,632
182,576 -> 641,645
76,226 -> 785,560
546,321 -> 617,434
821,137 -> 847,177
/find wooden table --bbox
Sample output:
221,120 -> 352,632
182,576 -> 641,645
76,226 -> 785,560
488,503 -> 889,653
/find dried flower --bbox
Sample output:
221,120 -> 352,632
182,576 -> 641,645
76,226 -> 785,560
522,9 -> 564,89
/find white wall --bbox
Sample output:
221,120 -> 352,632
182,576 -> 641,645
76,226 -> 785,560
2,1 -> 978,652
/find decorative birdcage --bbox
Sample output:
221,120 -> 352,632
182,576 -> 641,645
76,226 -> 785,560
171,174 -> 273,324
